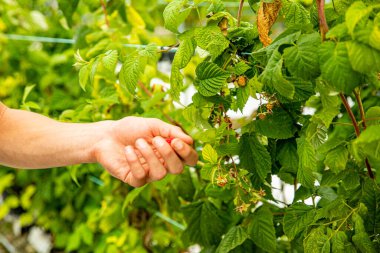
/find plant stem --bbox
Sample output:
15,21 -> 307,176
237,0 -> 245,27
339,93 -> 361,137
353,89 -> 367,129
339,93 -> 375,179
316,0 -> 329,40
100,0 -> 110,27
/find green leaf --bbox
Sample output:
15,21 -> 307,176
361,178 -> 380,235
202,144 -> 218,164
352,232 -> 376,253
236,86 -> 249,112
231,62 -> 251,75
345,1 -> 374,35
259,50 -> 295,99
303,227 -> 330,253
194,26 -> 230,58
297,137 -> 316,188
366,106 -> 380,126
239,133 -> 272,183
170,67 -> 184,100
319,41 -> 361,94
102,50 -> 118,73
248,207 -> 277,252
216,226 -> 248,253
182,201 -> 228,246
122,185 -> 148,215
324,145 -> 349,173
79,65 -> 89,91
22,85 -> 36,104
89,58 -> 100,85
353,125 -> 380,164
332,231 -> 357,253
283,33 -> 321,80
281,0 -> 310,27
255,107 -> 297,139
163,0 -> 192,33
347,41 -> 380,74
354,20 -> 380,51
58,0 -> 79,27
216,143 -> 240,157
173,37 -> 196,69
313,80 -> 342,127
283,203 -> 317,240
277,139 -> 299,173
119,53 -> 146,94
196,62 -> 229,97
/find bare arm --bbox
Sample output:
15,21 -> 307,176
0,102 -> 198,187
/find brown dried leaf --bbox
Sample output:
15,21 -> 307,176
257,0 -> 282,47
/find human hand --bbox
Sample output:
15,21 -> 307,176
93,117 -> 198,187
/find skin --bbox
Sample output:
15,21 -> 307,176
0,102 -> 198,187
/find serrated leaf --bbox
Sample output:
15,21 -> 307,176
216,143 -> 240,156
255,107 -> 297,139
366,106 -> 380,126
319,41 -> 361,94
216,226 -> 248,253
248,207 -> 277,252
89,58 -> 100,85
170,67 -> 184,100
283,33 -> 321,80
277,139 -> 299,173
347,41 -> 380,74
102,50 -> 118,72
173,37 -> 196,69
182,201 -> 228,246
201,164 -> 217,181
139,44 -> 158,59
239,133 -> 271,183
236,86 -> 249,112
259,50 -> 295,99
283,203 -> 317,240
194,26 -> 230,58
361,178 -> 380,235
163,0 -> 192,33
231,62 -> 251,75
281,0 -> 310,27
353,125 -> 380,165
306,122 -> 327,148
297,136 -> 316,188
345,1 -> 374,35
324,145 -> 349,173
196,62 -> 229,97
119,53 -> 146,94
354,20 -> 380,51
332,231 -> 357,253
303,227 -> 330,253
352,232 -> 376,253
202,144 -> 218,164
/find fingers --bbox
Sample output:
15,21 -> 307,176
150,119 -> 193,145
125,146 -> 147,180
135,138 -> 167,181
171,138 -> 198,166
152,136 -> 184,174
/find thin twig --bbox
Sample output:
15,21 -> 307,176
339,93 -> 361,137
353,89 -> 367,129
100,0 -> 110,27
316,0 -> 329,40
237,0 -> 245,27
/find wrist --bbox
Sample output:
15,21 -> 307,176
88,120 -> 115,164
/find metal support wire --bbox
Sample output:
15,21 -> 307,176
2,34 -> 178,53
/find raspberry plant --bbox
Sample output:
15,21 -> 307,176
1,0 -> 380,252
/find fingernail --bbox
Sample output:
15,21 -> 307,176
125,146 -> 133,154
153,138 -> 165,147
136,139 -> 148,148
174,140 -> 183,150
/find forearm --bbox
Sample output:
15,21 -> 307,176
0,103 -> 110,169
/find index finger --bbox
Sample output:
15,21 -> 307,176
150,119 -> 193,145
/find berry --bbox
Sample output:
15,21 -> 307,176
166,137 -> 174,144
216,175 -> 228,187
258,113 -> 266,120
237,76 -> 247,87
